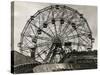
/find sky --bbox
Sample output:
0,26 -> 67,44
13,1 -> 97,52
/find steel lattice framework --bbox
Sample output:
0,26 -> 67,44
18,5 -> 94,64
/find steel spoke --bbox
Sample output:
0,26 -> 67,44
61,23 -> 83,37
52,9 -> 58,36
60,23 -> 70,36
78,28 -> 90,33
79,36 -> 89,45
30,25 -> 36,35
31,23 -> 53,38
48,25 -> 55,37
46,9 -> 52,21
36,36 -> 51,41
71,42 -> 86,46
24,36 -> 35,46
64,33 -> 88,41
58,11 -> 65,34
36,48 -> 48,56
36,42 -> 51,47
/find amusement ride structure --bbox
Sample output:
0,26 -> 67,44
18,5 -> 95,64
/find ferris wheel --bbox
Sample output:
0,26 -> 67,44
18,5 -> 94,64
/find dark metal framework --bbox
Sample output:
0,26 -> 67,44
18,5 -> 94,64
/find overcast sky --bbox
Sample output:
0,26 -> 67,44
13,1 -> 97,52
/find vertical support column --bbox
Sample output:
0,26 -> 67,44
30,47 -> 36,60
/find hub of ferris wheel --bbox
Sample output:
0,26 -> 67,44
18,5 -> 95,64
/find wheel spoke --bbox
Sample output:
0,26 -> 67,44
46,9 -> 52,21
21,38 -> 33,50
61,23 -> 83,37
36,48 -> 48,57
31,23 -> 53,38
64,33 -> 88,41
36,42 -> 51,47
79,36 -> 90,46
44,44 -> 55,62
36,53 -> 44,61
58,11 -> 65,33
54,23 -> 57,36
62,27 -> 74,39
52,11 -> 58,36
48,25 -> 55,37
71,42 -> 86,46
78,28 -> 90,33
36,36 -> 51,41
30,25 -> 36,35
60,23 -> 70,36
24,36 -> 35,46
58,21 -> 62,34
